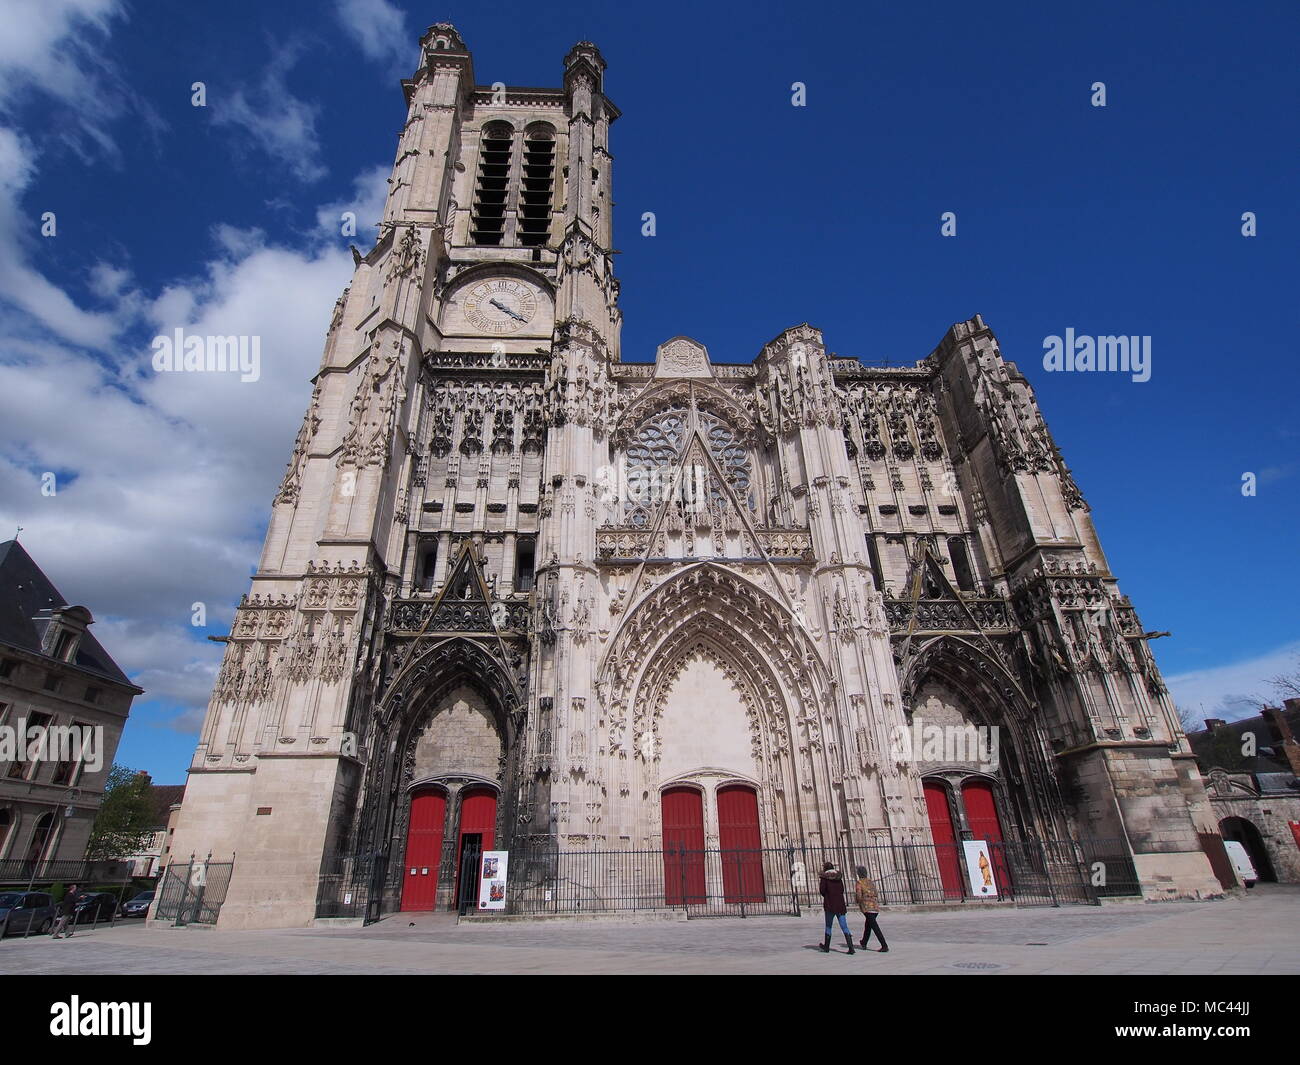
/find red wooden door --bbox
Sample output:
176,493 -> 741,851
452,788 -> 497,909
661,787 -> 706,905
962,780 -> 1011,895
924,781 -> 964,899
400,789 -> 446,911
459,788 -> 497,851
718,785 -> 766,903
962,780 -> 1003,842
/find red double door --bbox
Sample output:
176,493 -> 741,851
662,785 -> 765,905
924,780 -> 1009,899
400,786 -> 497,911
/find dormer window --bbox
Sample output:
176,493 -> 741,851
54,630 -> 75,661
39,605 -> 92,665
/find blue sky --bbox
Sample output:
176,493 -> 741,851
0,0 -> 1296,781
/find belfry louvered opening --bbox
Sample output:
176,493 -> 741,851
471,123 -> 513,246
518,126 -> 555,247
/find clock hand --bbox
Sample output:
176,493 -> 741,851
488,298 -> 526,322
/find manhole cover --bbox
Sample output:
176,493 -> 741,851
951,961 -> 1005,970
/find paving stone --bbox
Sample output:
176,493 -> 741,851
0,884 -> 1294,976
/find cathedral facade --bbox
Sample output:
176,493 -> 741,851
167,25 -> 1222,927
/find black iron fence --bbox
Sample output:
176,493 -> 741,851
505,836 -> 1138,917
153,856 -> 235,926
0,858 -> 133,885
314,836 -> 1141,922
1076,838 -> 1143,898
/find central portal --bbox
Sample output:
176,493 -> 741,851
397,680 -> 505,912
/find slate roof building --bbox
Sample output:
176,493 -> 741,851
0,539 -> 143,875
1187,702 -> 1300,884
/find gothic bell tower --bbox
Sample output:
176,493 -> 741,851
167,25 -> 622,927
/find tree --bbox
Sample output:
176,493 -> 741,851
85,765 -> 156,861
1266,655 -> 1300,702
1175,704 -> 1201,735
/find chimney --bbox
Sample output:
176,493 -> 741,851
1261,707 -> 1300,778
1203,718 -> 1226,732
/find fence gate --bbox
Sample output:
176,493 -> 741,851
154,857 -> 235,926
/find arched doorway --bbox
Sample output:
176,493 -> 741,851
923,781 -> 963,899
661,786 -> 705,905
347,624 -> 523,920
1220,816 -> 1276,883
903,638 -> 1068,844
718,784 -> 765,903
400,787 -> 447,911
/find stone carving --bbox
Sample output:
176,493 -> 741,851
654,336 -> 711,378
389,225 -> 423,281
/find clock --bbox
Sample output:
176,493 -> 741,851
461,277 -> 540,335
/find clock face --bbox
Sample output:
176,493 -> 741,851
461,277 -> 540,335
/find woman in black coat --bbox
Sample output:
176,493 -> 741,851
818,862 -> 855,954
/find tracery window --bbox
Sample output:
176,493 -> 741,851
697,410 -> 753,507
619,396 -> 755,525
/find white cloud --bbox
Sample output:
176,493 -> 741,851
0,129 -> 121,348
0,0 -> 162,163
1166,640 -> 1300,724
334,0 -> 412,74
0,0 -> 385,744
211,42 -> 327,183
315,163 -> 390,243
0,0 -> 122,108
88,262 -> 131,299
0,225 -> 355,729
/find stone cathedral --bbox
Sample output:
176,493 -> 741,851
168,24 -> 1221,927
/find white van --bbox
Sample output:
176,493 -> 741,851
1222,840 -> 1258,888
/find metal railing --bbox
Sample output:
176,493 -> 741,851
505,836 -> 1137,917
313,836 -> 1141,922
0,858 -> 133,885
153,856 -> 235,926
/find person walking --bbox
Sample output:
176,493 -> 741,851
818,861 -> 854,954
50,883 -> 79,939
854,866 -> 889,952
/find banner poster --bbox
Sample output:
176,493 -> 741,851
962,840 -> 998,898
478,850 -> 509,910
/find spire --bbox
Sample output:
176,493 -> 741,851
563,41 -> 606,92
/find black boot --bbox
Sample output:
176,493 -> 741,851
820,934 -> 831,953
844,932 -> 856,955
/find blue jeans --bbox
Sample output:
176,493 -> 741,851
824,912 -> 849,936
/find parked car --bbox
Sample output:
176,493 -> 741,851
0,891 -> 56,936
73,892 -> 119,924
1223,840 -> 1259,888
120,891 -> 155,918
